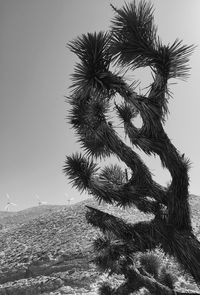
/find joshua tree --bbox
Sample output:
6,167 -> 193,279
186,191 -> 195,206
64,1 -> 200,294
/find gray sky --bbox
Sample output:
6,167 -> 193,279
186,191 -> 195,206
0,0 -> 200,211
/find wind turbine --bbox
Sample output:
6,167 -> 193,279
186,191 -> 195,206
36,195 -> 47,206
65,193 -> 74,206
4,194 -> 17,211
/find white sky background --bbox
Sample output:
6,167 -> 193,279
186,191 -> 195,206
0,0 -> 200,211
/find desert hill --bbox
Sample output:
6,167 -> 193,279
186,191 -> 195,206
0,195 -> 200,294
0,211 -> 15,219
0,204 -> 66,229
0,198 -> 152,294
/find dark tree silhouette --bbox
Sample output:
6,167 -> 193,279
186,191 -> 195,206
64,1 -> 200,294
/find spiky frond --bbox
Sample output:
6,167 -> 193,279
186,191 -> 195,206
68,93 -> 108,130
63,153 -> 98,192
93,235 -> 144,276
98,282 -> 114,295
93,253 -> 114,273
153,40 -> 195,80
99,164 -> 127,185
68,95 -> 113,158
115,102 -> 138,125
158,266 -> 176,290
67,94 -> 89,130
93,235 -> 112,252
69,31 -> 111,64
92,234 -> 131,274
68,31 -> 118,95
139,252 -> 161,278
79,121 -> 115,159
93,234 -> 132,257
110,1 -> 157,68
86,99 -> 111,154
110,2 -> 194,80
80,130 -> 112,159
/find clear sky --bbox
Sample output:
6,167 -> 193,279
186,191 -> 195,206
0,0 -> 200,211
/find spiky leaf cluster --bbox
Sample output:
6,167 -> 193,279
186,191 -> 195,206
110,1 -> 157,66
68,93 -> 113,158
63,153 -> 98,192
110,1 -> 194,80
99,164 -> 127,186
68,31 -> 124,96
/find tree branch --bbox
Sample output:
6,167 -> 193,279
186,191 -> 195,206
114,78 -> 191,230
90,176 -> 159,214
161,231 -> 200,286
86,206 -> 158,251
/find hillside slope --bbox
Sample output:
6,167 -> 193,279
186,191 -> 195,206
0,205 -> 65,229
0,195 -> 200,294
